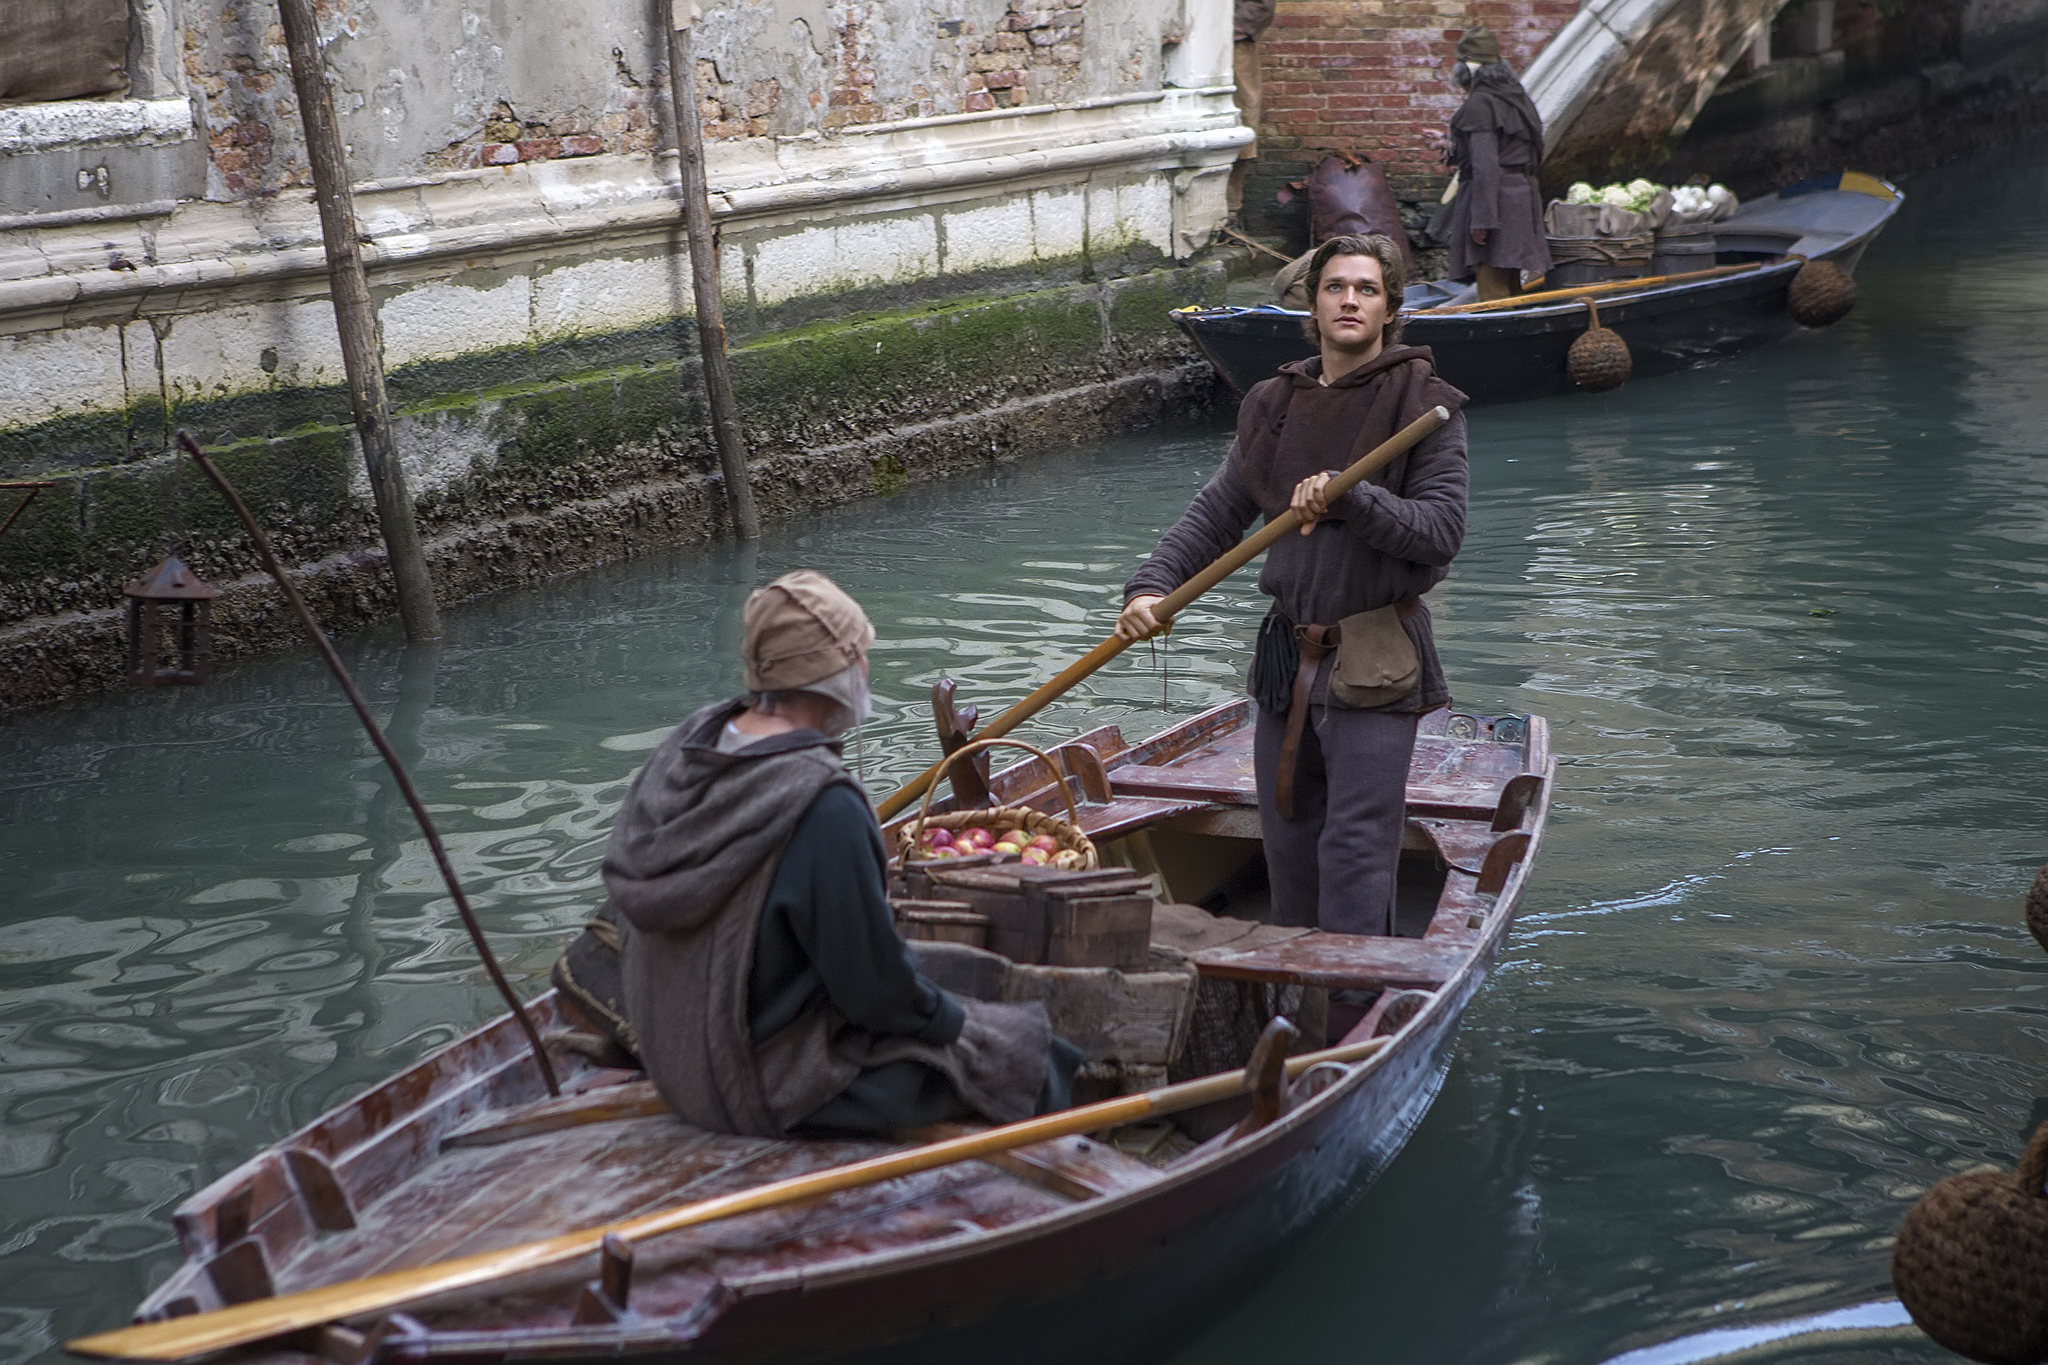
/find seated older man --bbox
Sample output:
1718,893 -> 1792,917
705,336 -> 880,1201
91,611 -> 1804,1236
586,570 -> 1076,1137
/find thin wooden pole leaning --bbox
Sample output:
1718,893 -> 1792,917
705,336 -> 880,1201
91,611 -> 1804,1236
873,404 -> 1452,821
273,0 -> 440,642
67,1029 -> 1388,1360
664,0 -> 761,540
174,432 -> 558,1099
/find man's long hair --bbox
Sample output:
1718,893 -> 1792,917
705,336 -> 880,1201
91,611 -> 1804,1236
1301,233 -> 1407,349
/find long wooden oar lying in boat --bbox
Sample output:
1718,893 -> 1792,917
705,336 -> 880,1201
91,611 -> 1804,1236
1408,261 -> 1762,316
872,403 -> 1452,821
68,1033 -> 1388,1361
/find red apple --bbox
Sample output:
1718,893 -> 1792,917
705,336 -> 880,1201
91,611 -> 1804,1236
921,827 -> 955,849
1028,835 -> 1059,853
960,827 -> 995,850
1019,847 -> 1051,866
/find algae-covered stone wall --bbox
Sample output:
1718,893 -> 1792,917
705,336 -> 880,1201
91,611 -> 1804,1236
0,263 -> 1224,710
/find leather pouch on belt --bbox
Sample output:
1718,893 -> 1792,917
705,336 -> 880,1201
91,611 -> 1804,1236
1328,603 -> 1419,707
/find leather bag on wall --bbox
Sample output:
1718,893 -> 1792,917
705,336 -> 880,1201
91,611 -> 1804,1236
1279,153 -> 1418,282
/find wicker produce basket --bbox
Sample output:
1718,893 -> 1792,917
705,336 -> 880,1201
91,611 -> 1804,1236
896,738 -> 1098,871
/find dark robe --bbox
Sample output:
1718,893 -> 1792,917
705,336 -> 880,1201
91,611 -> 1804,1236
1123,349 -> 1470,933
603,699 -> 1063,1137
749,782 -> 1079,1133
1445,67 -> 1551,281
1123,346 -> 1469,714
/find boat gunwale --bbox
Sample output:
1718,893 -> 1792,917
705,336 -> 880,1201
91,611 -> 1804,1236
388,739 -> 1556,1359
126,706 -> 1554,1357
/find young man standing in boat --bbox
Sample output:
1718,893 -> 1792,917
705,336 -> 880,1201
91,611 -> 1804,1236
571,570 -> 1077,1137
1117,234 -> 1467,978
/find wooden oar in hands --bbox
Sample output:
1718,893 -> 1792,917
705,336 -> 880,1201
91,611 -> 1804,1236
65,1033 -> 1389,1362
873,403 -> 1452,821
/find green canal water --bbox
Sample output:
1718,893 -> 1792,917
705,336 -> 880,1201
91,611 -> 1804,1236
6,144 -> 2046,1364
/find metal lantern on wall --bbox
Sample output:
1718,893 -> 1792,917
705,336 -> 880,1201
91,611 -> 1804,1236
124,556 -> 216,686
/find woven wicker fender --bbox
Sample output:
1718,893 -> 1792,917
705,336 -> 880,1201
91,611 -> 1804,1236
1567,298 -> 1632,393
2024,861 -> 2048,955
1893,1120 -> 2048,1364
896,737 -> 1099,871
1788,258 -> 1857,328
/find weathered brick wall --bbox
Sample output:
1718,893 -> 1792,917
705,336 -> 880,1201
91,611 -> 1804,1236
1242,0 -> 1575,254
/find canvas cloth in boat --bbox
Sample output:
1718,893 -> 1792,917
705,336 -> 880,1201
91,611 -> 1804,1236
606,699 -> 1051,1136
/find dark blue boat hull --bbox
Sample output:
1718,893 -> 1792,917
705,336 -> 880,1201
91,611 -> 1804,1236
1180,173 -> 1900,405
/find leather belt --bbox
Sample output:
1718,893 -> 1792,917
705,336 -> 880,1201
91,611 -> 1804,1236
1274,622 -> 1338,821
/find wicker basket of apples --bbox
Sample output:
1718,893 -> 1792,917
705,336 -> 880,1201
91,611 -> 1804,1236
896,738 -> 1099,871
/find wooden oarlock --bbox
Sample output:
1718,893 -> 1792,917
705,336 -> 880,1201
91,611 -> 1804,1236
873,404 -> 1451,821
1230,1017 -> 1301,1140
67,1031 -> 1388,1361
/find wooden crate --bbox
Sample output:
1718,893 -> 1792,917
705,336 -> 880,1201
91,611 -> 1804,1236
904,865 -> 1155,967
890,898 -> 990,948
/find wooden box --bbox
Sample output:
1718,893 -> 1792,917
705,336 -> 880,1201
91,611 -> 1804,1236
889,898 -> 990,949
907,865 -> 1153,968
1041,884 -> 1154,971
910,940 -> 1199,1069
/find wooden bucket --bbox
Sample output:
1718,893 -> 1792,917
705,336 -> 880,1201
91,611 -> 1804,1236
1546,232 -> 1652,289
1650,223 -> 1717,277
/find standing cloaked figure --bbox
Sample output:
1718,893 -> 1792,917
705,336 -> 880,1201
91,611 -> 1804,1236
1441,25 -> 1550,301
560,570 -> 1078,1137
1116,234 -> 1468,1037
1226,0 -> 1275,227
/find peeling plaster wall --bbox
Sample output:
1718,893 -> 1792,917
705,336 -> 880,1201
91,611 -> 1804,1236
2,0 -> 1240,447
0,1 -> 1242,704
171,0 -> 1189,192
184,0 -> 667,193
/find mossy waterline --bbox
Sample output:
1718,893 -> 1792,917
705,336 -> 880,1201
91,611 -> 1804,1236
0,263 -> 1225,709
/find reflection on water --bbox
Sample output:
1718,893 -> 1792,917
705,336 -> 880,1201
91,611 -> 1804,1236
6,146 -> 2048,1363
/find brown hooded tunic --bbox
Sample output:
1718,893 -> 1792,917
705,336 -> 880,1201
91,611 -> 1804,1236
1444,67 -> 1551,282
1125,346 -> 1469,713
606,700 -> 1053,1137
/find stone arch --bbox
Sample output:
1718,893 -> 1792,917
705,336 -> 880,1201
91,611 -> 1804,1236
1523,0 -> 1792,189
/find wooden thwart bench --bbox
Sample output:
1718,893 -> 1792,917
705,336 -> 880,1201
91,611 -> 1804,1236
1191,932 -> 1467,992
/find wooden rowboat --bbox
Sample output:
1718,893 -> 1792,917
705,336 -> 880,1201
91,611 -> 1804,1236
101,698 -> 1553,1365
1176,170 -> 1904,405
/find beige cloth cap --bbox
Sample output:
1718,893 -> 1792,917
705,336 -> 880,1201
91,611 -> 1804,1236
742,570 -> 875,692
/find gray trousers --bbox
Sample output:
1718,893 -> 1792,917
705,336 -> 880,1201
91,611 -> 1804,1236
1254,692 -> 1419,936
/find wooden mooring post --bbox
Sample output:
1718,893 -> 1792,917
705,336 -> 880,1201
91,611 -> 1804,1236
663,0 -> 761,540
275,0 -> 442,640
